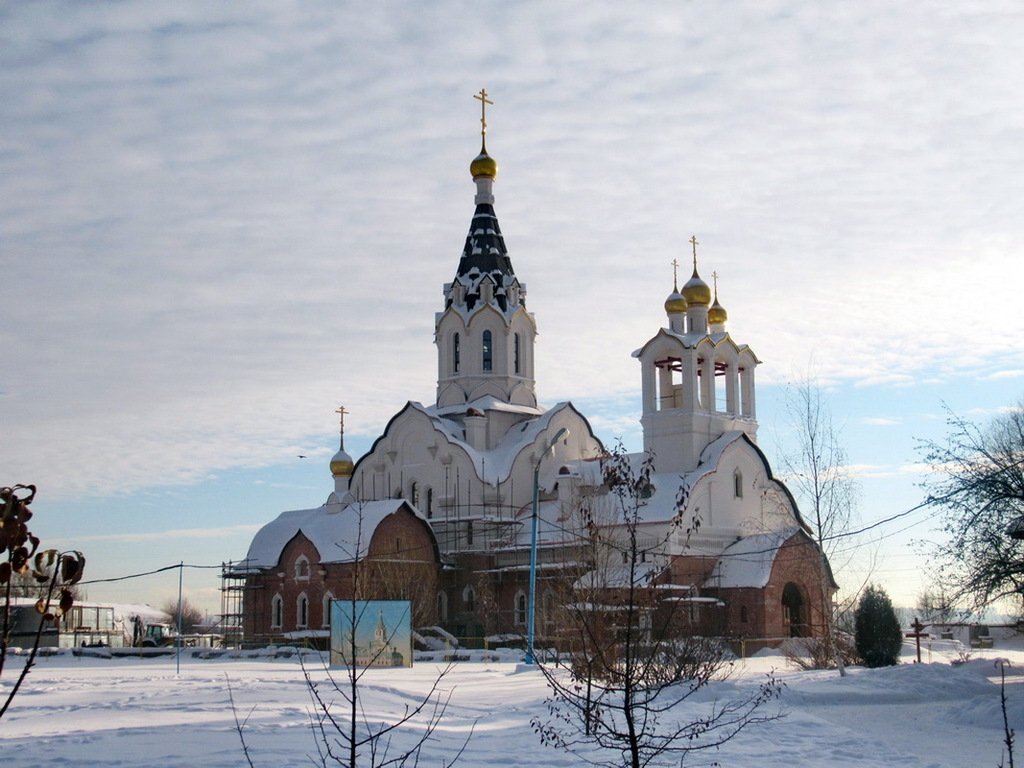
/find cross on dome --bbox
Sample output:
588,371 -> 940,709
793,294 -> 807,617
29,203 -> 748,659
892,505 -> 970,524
474,88 -> 493,143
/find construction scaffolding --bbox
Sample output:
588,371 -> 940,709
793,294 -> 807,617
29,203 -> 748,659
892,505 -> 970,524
219,559 -> 256,648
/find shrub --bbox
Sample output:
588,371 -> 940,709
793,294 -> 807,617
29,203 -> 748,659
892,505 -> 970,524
854,584 -> 902,667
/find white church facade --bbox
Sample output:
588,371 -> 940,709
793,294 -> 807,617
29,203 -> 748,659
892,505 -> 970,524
241,102 -> 834,649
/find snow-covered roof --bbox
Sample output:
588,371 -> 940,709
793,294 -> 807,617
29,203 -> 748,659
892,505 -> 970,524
361,400 -> 586,487
559,431 -> 749,526
244,499 -> 417,569
705,527 -> 802,588
574,562 -> 664,590
630,327 -> 758,361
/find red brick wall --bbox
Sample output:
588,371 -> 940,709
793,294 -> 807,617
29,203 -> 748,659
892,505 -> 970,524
244,507 -> 441,644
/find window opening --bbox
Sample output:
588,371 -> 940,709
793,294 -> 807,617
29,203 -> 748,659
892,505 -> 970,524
482,330 -> 493,371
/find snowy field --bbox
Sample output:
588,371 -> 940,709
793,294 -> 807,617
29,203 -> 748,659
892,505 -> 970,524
2,641 -> 1022,767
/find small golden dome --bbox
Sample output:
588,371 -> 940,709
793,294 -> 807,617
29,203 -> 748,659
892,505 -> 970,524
470,149 -> 498,180
708,297 -> 728,325
330,449 -> 354,478
664,290 -> 688,315
682,270 -> 711,307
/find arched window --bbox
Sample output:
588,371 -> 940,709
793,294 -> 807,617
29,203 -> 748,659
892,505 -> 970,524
271,593 -> 283,629
542,590 -> 555,631
514,591 -> 527,625
734,469 -> 744,499
452,333 -> 460,374
425,487 -> 433,519
294,555 -> 310,581
463,585 -> 475,613
514,333 -> 521,374
297,593 -> 309,628
322,592 -> 334,628
740,605 -> 748,624
437,591 -> 449,623
410,480 -> 419,507
482,330 -> 492,372
466,519 -> 474,546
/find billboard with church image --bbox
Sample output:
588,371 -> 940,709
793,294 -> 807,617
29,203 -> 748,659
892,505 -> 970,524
330,599 -> 412,668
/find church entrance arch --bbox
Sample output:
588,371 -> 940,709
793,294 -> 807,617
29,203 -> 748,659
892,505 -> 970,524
782,582 -> 806,637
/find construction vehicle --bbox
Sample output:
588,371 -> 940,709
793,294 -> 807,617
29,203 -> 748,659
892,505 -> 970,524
130,616 -> 179,648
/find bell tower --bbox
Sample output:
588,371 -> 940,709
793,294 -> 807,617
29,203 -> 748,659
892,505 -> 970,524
435,90 -> 537,410
634,239 -> 760,472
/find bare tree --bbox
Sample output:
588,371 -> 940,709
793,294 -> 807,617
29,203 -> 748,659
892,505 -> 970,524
922,401 -> 1024,611
533,448 -> 783,768
161,596 -> 205,633
234,500 -> 470,767
779,378 -> 862,671
1,484 -> 86,720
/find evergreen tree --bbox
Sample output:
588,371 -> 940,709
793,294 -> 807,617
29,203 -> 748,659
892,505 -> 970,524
854,584 -> 903,667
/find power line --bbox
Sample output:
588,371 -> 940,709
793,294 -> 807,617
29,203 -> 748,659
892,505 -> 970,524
78,562 -> 224,586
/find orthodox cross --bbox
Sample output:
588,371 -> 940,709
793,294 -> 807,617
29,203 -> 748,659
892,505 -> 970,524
671,258 -> 680,290
689,235 -> 699,270
474,88 -> 493,141
712,270 -> 719,297
905,617 -> 930,663
334,405 -> 349,444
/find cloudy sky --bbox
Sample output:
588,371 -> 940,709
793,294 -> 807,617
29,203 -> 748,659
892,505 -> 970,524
3,1 -> 1022,613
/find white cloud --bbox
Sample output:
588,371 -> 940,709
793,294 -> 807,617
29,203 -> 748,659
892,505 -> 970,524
50,523 -> 262,546
2,1 -> 1023,500
861,417 -> 902,427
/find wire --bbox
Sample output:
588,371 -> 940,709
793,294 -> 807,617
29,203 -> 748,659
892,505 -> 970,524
77,562 -> 225,586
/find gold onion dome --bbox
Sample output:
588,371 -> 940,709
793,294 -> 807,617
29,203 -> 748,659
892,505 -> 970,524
330,448 -> 354,478
682,269 -> 712,307
470,144 -> 498,179
664,289 -> 688,314
708,296 -> 728,325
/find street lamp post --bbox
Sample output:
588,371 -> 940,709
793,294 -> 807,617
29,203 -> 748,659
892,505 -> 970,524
525,427 -> 569,665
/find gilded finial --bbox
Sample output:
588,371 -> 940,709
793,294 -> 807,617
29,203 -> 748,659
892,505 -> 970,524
330,405 -> 355,478
470,89 -> 499,180
671,258 -> 680,291
708,270 -> 728,325
681,235 -> 712,307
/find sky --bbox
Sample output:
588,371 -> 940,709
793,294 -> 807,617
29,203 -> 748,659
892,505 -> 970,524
2,1 -> 1023,616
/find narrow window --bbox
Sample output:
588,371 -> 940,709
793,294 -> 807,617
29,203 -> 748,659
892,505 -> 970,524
271,594 -> 283,629
466,520 -> 474,546
740,605 -> 748,624
464,585 -> 475,612
425,487 -> 433,519
452,333 -> 460,374
514,333 -> 521,374
482,330 -> 492,372
395,537 -> 402,553
297,594 -> 308,628
515,592 -> 527,625
734,470 -> 744,499
410,480 -> 419,507
437,591 -> 449,622
322,593 -> 334,628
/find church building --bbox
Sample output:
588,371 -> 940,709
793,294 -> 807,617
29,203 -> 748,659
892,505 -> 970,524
240,95 -> 835,649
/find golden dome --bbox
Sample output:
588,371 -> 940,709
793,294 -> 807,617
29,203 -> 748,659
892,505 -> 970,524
664,290 -> 688,315
708,297 -> 728,325
330,449 -> 354,478
682,269 -> 711,307
470,148 -> 498,180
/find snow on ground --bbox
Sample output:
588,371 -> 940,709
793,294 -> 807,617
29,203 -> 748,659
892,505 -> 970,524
2,641 -> 1022,767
